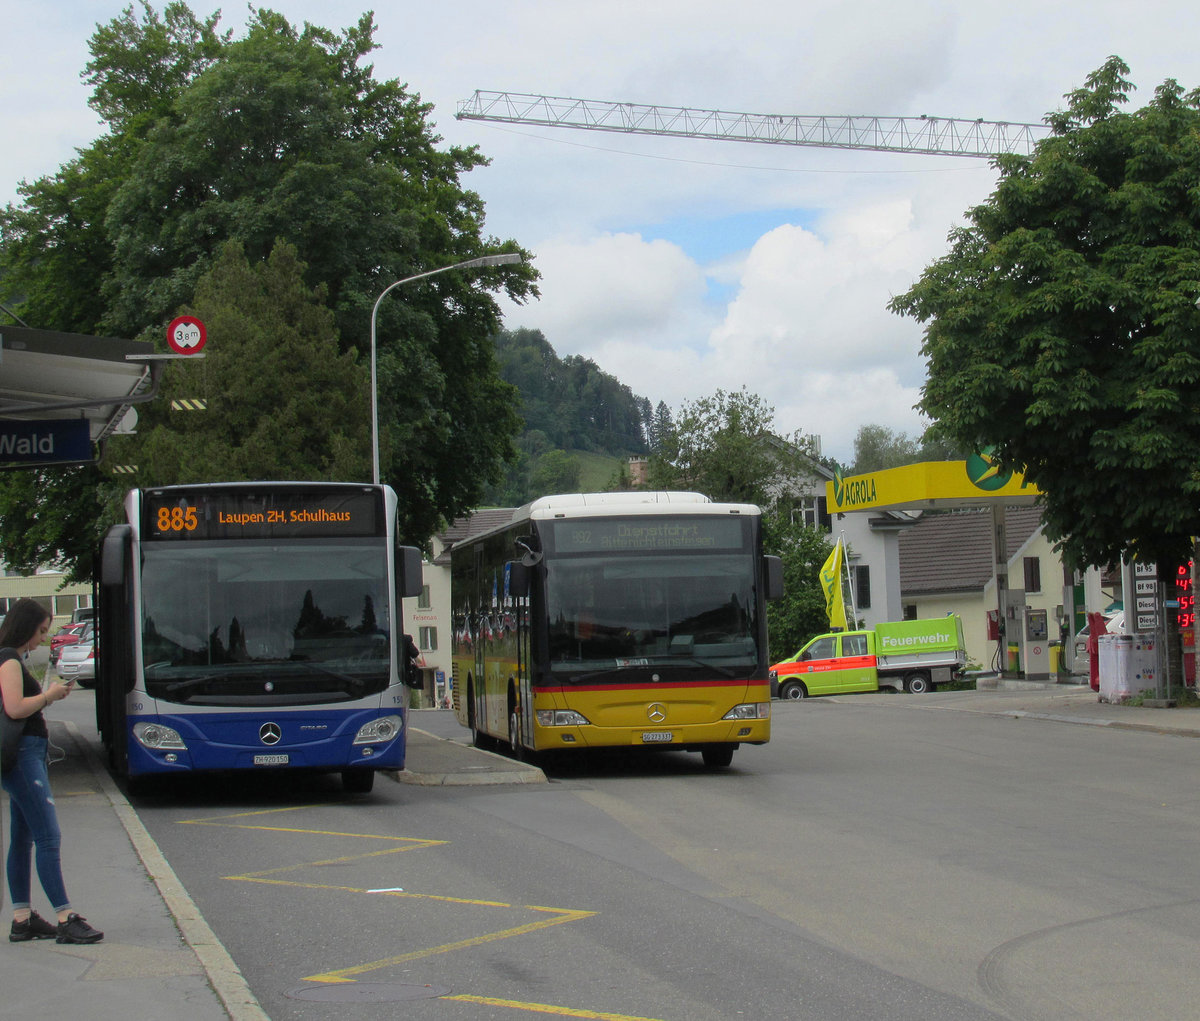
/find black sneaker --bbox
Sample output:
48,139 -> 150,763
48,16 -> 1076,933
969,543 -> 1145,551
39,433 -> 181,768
56,913 -> 103,944
10,911 -> 57,942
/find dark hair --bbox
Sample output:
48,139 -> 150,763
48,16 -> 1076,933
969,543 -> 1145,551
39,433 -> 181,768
0,598 -> 53,650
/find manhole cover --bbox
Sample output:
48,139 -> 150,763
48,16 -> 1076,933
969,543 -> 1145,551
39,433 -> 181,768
286,982 -> 451,1002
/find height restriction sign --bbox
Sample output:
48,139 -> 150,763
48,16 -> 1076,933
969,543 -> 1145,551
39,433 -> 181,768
167,315 -> 207,354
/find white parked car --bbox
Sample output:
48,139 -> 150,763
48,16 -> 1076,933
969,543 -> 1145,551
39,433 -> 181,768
1073,611 -> 1125,661
57,623 -> 96,688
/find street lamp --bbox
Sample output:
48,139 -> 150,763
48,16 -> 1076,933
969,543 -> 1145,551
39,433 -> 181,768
369,252 -> 523,485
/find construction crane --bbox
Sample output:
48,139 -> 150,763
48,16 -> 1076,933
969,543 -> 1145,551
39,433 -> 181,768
456,90 -> 1050,159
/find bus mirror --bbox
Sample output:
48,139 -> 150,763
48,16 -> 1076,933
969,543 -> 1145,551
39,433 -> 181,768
397,546 -> 423,598
764,555 -> 784,601
507,560 -> 530,598
100,525 -> 132,588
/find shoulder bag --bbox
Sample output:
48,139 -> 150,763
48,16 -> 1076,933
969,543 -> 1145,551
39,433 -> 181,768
0,647 -> 27,774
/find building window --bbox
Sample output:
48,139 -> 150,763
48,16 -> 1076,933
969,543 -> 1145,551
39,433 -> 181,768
418,627 -> 438,652
417,585 -> 431,610
854,565 -> 871,610
1023,557 -> 1041,594
903,604 -> 917,620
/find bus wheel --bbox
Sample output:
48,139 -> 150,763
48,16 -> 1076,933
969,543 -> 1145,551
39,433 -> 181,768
468,681 -> 486,749
508,706 -> 525,763
342,770 -> 375,794
780,680 -> 807,700
904,672 -> 932,694
701,745 -> 735,769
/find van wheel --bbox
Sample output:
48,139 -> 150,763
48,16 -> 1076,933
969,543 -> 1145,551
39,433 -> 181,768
780,680 -> 807,700
904,672 -> 932,694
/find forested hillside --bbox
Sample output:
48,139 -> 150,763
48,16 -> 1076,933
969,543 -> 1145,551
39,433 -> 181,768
481,328 -> 663,504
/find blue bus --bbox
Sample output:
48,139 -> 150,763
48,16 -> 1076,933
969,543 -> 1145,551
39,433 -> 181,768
96,482 -> 423,792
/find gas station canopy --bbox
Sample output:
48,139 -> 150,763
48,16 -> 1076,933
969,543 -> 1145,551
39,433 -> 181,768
825,456 -> 1043,514
0,325 -> 157,468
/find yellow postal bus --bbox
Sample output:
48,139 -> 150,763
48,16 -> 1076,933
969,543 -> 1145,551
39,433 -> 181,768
451,492 -> 783,768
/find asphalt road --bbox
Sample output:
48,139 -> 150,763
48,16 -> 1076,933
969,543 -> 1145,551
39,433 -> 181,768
49,684 -> 1200,1021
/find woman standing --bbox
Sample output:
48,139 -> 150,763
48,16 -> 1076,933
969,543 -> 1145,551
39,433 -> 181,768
0,598 -> 102,944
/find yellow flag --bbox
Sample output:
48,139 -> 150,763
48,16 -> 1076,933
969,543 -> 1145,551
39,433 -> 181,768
819,539 -> 847,630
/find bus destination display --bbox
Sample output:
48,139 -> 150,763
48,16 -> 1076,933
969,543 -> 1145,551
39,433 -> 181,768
143,488 -> 382,540
552,516 -> 745,553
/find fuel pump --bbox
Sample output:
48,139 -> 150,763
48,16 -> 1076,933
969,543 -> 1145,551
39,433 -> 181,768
1020,607 -> 1052,681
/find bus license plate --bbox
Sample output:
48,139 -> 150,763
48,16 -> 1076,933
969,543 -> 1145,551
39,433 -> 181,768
253,753 -> 289,766
642,732 -> 673,743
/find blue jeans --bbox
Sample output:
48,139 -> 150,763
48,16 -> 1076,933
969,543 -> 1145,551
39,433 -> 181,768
3,735 -> 70,913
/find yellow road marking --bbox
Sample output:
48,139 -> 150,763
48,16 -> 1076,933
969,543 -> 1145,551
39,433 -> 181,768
303,904 -> 596,983
442,994 -> 665,1020
181,805 -> 620,1014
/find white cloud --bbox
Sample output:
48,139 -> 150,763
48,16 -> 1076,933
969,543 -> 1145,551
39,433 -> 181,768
8,0 -> 1200,466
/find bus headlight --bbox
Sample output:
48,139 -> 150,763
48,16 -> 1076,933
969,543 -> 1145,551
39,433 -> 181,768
722,703 -> 771,721
132,722 -> 187,750
353,715 -> 403,745
536,709 -> 591,727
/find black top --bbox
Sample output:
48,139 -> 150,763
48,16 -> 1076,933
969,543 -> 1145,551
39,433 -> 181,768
0,648 -> 48,740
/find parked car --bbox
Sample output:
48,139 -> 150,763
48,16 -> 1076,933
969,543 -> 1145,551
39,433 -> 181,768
1073,610 -> 1125,661
50,622 -> 88,666
57,623 -> 96,688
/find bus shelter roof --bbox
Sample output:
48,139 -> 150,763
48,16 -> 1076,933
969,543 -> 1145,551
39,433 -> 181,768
1,325 -> 157,458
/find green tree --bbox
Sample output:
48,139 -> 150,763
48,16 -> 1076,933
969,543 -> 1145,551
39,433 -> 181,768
0,3 -> 536,569
112,240 -> 371,483
529,450 -> 582,498
849,424 -> 969,474
891,57 -> 1200,569
762,507 -> 836,662
648,388 -> 817,504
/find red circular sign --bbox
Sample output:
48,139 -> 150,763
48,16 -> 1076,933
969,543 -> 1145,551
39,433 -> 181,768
167,316 -> 207,355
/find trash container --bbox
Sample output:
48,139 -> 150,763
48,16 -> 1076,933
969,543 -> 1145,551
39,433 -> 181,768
1098,634 -> 1134,702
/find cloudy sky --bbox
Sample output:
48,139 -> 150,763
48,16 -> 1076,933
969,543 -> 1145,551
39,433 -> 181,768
4,0 -> 1200,463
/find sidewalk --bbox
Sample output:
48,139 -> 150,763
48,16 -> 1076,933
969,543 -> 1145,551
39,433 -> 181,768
0,718 -> 250,1021
0,686 -> 539,1021
848,681 -> 1200,737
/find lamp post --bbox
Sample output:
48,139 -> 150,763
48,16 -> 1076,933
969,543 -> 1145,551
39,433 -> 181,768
369,252 -> 523,485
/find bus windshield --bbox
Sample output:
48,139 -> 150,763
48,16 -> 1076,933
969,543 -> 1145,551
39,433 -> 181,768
545,553 -> 759,683
139,541 -> 392,706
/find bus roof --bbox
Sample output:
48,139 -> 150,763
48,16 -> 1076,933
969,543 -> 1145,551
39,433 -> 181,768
450,492 -> 763,552
522,491 -> 761,520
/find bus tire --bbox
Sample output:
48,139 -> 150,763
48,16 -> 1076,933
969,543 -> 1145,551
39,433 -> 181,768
508,695 -> 525,763
468,679 -> 485,749
342,770 -> 375,794
780,680 -> 807,700
701,745 -> 735,769
904,671 -> 932,694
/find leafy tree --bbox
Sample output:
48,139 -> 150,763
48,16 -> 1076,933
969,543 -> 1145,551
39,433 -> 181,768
529,450 -> 582,498
762,507 -> 836,662
850,424 -> 969,473
891,57 -> 1200,569
0,3 -> 536,571
110,239 -> 371,483
648,387 -> 818,505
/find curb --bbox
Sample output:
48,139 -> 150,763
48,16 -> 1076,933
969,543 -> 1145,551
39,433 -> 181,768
66,721 -> 268,1021
392,727 -> 547,786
